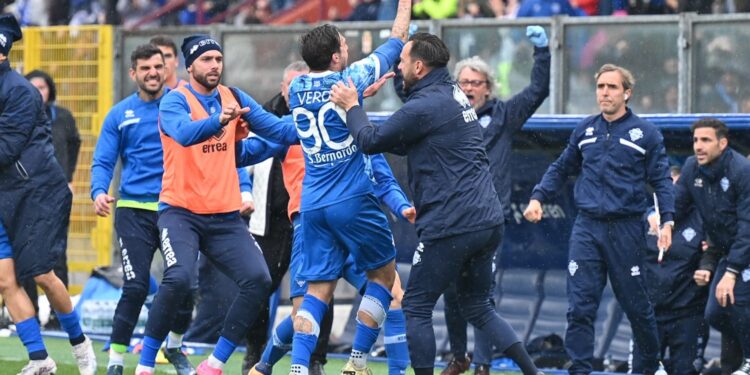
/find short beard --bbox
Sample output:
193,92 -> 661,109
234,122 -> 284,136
195,72 -> 220,91
138,81 -> 163,99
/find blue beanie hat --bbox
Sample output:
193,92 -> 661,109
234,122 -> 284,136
181,34 -> 223,70
0,14 -> 22,56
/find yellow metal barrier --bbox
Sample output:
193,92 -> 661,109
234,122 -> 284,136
10,26 -> 115,294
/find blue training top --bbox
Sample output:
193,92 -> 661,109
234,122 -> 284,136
287,37 -> 404,212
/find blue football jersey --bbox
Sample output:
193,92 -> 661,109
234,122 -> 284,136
288,38 -> 403,211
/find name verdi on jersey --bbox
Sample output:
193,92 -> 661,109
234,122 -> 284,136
306,143 -> 359,165
297,90 -> 333,105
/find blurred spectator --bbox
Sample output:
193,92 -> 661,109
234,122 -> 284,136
704,68 -> 748,112
25,70 -> 81,187
516,0 -> 586,17
69,0 -> 105,25
13,0 -> 48,25
572,0 -> 598,15
412,0 -> 458,19
48,0 -> 71,24
347,0 -> 380,20
328,5 -> 345,20
117,0 -> 158,28
377,0 -> 397,19
457,0 -> 497,18
234,3 -> 262,24
679,0 -> 712,12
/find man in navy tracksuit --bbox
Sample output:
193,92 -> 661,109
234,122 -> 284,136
329,32 -> 543,375
439,26 -> 551,375
524,64 -> 674,375
632,182 -> 708,375
673,118 -> 750,375
0,13 -> 96,375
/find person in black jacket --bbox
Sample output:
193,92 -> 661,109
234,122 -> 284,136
25,70 -> 81,187
330,32 -> 543,375
0,13 -> 96,375
439,26 -> 551,375
631,168 -> 709,375
523,63 -> 674,375
673,118 -> 750,375
23,69 -> 81,329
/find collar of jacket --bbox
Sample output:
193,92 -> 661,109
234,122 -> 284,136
0,59 -> 9,72
406,67 -> 452,97
698,147 -> 733,182
476,97 -> 499,117
598,107 -> 634,126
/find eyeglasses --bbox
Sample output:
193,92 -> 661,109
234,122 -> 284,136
458,79 -> 488,88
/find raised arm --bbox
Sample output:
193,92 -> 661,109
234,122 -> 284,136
486,28 -> 551,143
390,0 -> 413,41
159,91 -> 224,146
237,90 -> 299,146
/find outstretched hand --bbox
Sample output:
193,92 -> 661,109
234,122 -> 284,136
363,72 -> 396,98
526,25 -> 548,48
330,78 -> 360,111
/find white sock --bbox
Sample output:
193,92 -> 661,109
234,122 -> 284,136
108,349 -> 125,367
290,364 -> 309,375
167,332 -> 184,349
207,354 -> 224,369
350,349 -> 367,369
135,364 -> 155,374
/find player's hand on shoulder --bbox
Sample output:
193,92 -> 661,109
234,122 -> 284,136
523,199 -> 543,223
331,78 -> 360,111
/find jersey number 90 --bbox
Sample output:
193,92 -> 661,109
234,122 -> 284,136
293,102 -> 353,155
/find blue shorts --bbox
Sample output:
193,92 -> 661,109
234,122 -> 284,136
289,215 -> 368,299
297,193 -> 395,283
0,221 -> 11,259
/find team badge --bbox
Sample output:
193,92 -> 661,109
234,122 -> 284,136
568,260 -> 578,276
479,116 -> 491,128
630,266 -> 640,277
694,178 -> 703,188
628,128 -> 643,142
721,177 -> 730,192
682,227 -> 696,242
585,127 -> 594,136
743,269 -> 750,283
125,109 -> 135,118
